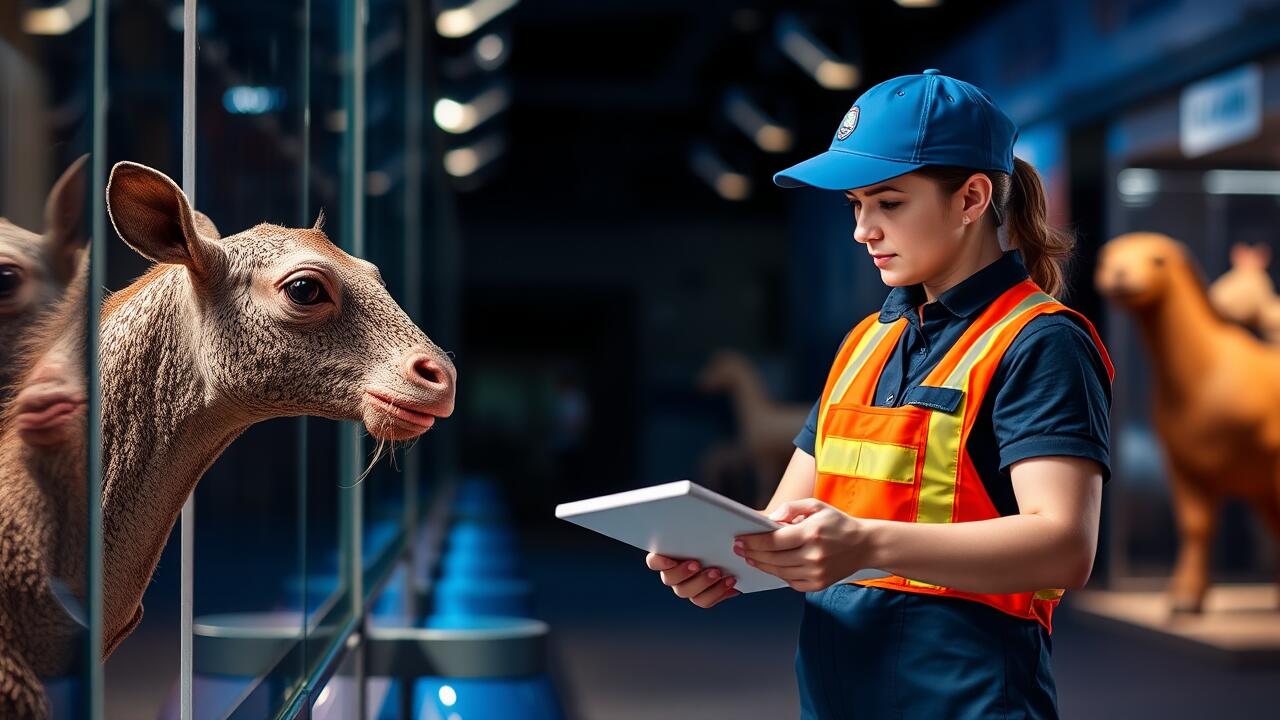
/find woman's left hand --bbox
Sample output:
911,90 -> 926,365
734,498 -> 877,592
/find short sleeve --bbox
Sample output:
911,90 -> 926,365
991,314 -> 1113,483
794,399 -> 820,456
794,329 -> 854,457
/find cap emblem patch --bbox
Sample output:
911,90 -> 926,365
835,106 -> 860,141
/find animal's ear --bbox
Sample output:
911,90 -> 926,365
106,162 -> 222,280
192,211 -> 222,240
43,154 -> 90,285
1230,243 -> 1252,268
1230,242 -> 1271,270
1251,243 -> 1271,269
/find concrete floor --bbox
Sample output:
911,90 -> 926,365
526,526 -> 1280,720
96,521 -> 1280,719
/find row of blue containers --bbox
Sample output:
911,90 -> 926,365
372,475 -> 564,720
142,475 -> 565,719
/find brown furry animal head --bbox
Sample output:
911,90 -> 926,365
0,155 -> 89,405
104,161 -> 456,441
9,253 -> 88,449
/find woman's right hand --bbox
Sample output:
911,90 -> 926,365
645,552 -> 740,608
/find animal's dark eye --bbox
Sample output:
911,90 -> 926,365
285,277 -> 328,305
0,264 -> 22,299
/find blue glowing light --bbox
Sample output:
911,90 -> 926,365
222,86 -> 285,115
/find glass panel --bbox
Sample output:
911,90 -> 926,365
0,5 -> 97,718
188,0 -> 311,716
304,0 -> 357,685
362,0 -> 410,595
3,0 -> 448,716
1107,163 -> 1280,584
94,3 -> 187,715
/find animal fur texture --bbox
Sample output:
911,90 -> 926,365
0,246 -> 89,719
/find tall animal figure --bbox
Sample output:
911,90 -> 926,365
1095,232 -> 1280,614
698,351 -> 809,507
1207,241 -> 1280,343
0,162 -> 457,719
0,155 -> 89,407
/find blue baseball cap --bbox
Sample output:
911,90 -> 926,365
773,69 -> 1019,195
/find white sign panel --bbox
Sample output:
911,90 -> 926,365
1180,63 -> 1262,158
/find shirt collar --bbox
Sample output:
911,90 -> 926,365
878,248 -> 1030,323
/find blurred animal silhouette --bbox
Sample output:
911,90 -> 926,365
0,156 -> 89,408
1207,241 -> 1280,343
1096,232 -> 1280,614
1259,300 -> 1280,345
0,162 -> 457,719
698,351 -> 808,507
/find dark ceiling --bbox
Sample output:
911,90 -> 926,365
452,0 -> 1012,220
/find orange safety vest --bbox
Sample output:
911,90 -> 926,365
814,278 -> 1115,633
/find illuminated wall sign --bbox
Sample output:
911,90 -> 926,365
1179,63 -> 1262,158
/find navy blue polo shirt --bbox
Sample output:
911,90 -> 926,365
794,249 -> 1112,516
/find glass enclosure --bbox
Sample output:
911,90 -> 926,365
1104,56 -> 1280,587
2,0 -> 456,717
1,3 -> 97,717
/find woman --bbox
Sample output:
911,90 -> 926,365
647,69 -> 1113,718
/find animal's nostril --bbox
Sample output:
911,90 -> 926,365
411,355 -> 446,387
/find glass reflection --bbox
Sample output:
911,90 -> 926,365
2,5 -> 96,716
363,0 -> 411,596
0,156 -> 90,719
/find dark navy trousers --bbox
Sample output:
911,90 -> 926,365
796,583 -> 1059,719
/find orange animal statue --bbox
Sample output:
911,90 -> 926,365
697,350 -> 809,507
1095,232 -> 1280,614
1261,300 -> 1280,345
1207,241 -> 1280,344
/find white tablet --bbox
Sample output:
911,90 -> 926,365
555,480 -> 890,593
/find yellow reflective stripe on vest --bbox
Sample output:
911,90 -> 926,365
814,320 -> 898,460
916,291 -> 1056,522
936,291 -> 1058,391
817,437 -> 918,484
903,291 -> 1057,590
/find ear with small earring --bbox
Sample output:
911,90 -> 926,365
962,216 -> 971,225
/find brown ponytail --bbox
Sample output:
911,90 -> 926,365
1000,157 -> 1074,299
915,158 -> 1076,299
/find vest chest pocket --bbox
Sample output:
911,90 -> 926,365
818,403 -> 930,485
817,385 -> 964,487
